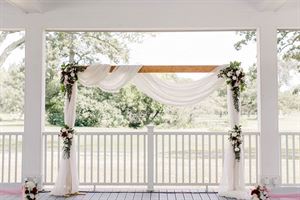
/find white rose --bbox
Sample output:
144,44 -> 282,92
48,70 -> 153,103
30,193 -> 35,199
231,141 -> 235,145
236,70 -> 240,76
232,132 -> 237,137
232,76 -> 237,80
64,75 -> 68,80
62,128 -> 67,132
234,147 -> 240,152
227,72 -> 232,77
71,72 -> 75,77
26,181 -> 36,189
68,133 -> 73,139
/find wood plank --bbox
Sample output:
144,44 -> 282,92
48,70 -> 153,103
37,192 -> 48,200
133,192 -> 143,200
89,192 -> 102,200
167,192 -> 176,200
117,193 -> 127,200
175,193 -> 184,200
124,192 -> 135,200
76,65 -> 218,73
81,192 -> 96,200
191,193 -> 203,200
199,193 -> 210,200
183,193 -> 193,200
159,192 -> 168,200
207,193 -> 219,200
142,193 -> 151,200
150,192 -> 159,200
99,192 -> 111,200
108,193 -> 119,200
0,192 -> 231,200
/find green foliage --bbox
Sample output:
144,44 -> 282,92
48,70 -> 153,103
113,85 -> 165,128
44,32 -> 166,128
241,64 -> 257,116
234,31 -> 256,51
235,30 -> 300,63
0,63 -> 25,116
75,87 -> 128,127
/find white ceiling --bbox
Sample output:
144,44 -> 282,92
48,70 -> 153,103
2,0 -> 295,14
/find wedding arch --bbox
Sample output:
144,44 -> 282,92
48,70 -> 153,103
51,62 -> 248,199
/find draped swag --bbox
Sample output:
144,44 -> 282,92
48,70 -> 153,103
51,63 -> 248,199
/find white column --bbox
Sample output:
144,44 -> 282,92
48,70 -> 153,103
257,25 -> 280,186
22,24 -> 45,184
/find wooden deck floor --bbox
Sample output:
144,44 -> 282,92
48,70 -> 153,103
1,192 -> 234,200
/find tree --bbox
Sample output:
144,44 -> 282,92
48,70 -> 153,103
235,30 -> 300,118
0,31 -> 25,120
45,32 -> 165,128
235,30 -> 300,62
0,31 -> 24,67
241,64 -> 257,117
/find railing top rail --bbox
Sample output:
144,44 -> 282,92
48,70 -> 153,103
0,132 -> 23,135
42,131 -> 260,136
42,131 -> 148,135
154,131 -> 260,135
280,132 -> 300,135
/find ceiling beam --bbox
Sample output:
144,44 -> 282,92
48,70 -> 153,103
76,65 -> 218,73
5,0 -> 43,13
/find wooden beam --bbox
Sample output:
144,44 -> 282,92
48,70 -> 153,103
77,65 -> 218,73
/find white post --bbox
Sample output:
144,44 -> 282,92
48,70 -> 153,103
257,25 -> 280,186
22,23 -> 45,186
147,125 -> 154,191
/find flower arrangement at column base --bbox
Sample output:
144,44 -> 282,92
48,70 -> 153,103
228,125 -> 243,161
251,185 -> 270,200
59,125 -> 75,159
24,179 -> 38,200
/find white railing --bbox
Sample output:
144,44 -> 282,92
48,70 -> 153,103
0,132 -> 22,183
42,128 -> 260,188
1,130 -> 299,187
280,132 -> 300,185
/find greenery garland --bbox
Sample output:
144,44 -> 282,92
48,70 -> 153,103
218,61 -> 246,112
60,63 -> 87,102
24,179 -> 38,200
59,125 -> 76,159
228,125 -> 243,161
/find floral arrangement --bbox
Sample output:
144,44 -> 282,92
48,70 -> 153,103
24,179 -> 38,200
59,125 -> 75,159
60,63 -> 87,102
251,185 -> 270,200
218,61 -> 246,112
229,125 -> 243,161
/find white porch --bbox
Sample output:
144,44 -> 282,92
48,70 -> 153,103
0,0 -> 300,195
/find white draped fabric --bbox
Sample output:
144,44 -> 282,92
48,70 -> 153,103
51,63 -> 246,198
51,83 -> 79,195
218,87 -> 249,199
78,63 -> 224,105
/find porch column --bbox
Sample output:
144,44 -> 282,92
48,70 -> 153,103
257,25 -> 280,186
22,23 -> 45,184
